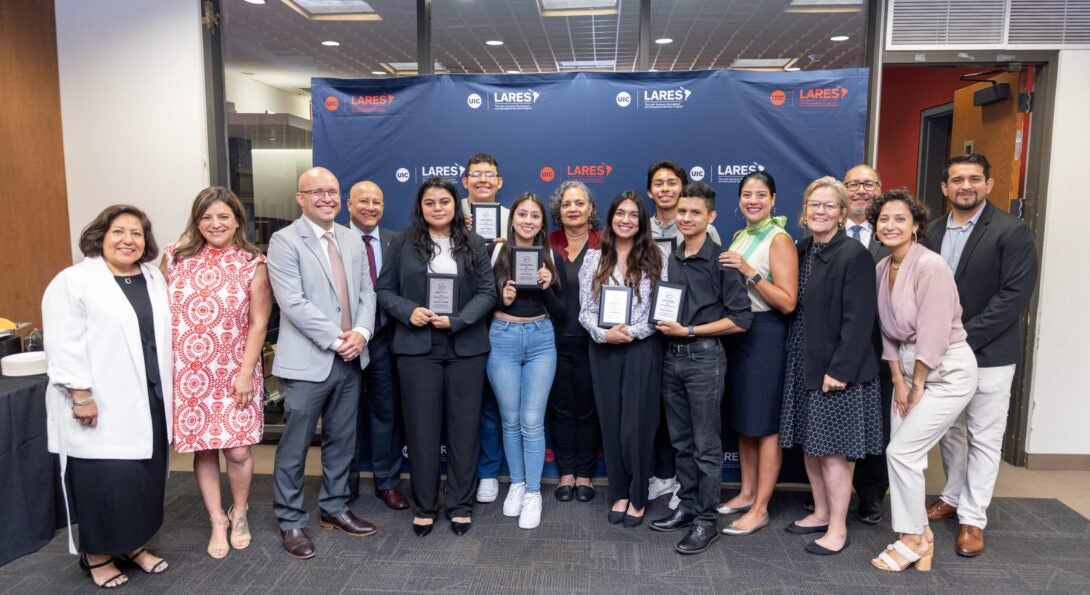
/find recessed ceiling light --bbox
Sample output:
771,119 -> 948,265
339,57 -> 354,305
282,0 -> 381,21
784,66 -> 801,72
321,40 -> 340,47
830,35 -> 850,42
486,40 -> 504,46
506,70 -> 521,74
655,37 -> 673,45
243,0 -> 265,4
557,59 -> 616,70
538,0 -> 618,17
371,70 -> 385,75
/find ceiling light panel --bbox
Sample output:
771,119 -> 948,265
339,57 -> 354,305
281,0 -> 381,21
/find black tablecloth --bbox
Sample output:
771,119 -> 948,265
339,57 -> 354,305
0,374 -> 69,567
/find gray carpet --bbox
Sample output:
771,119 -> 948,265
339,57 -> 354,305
2,472 -> 1089,594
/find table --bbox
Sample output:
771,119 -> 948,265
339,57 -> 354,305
0,374 -> 69,567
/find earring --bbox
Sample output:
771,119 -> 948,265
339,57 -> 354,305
912,231 -> 918,243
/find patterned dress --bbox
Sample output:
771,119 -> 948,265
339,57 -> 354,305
779,241 -> 884,459
166,243 -> 265,452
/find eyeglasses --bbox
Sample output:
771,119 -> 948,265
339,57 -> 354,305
806,201 -> 842,212
844,181 -> 879,191
300,189 -> 340,198
466,171 -> 499,179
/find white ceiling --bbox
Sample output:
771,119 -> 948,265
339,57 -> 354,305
222,0 -> 867,94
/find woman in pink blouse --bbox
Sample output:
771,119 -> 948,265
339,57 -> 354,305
868,189 -> 977,572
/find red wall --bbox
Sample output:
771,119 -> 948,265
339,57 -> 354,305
877,66 -> 981,195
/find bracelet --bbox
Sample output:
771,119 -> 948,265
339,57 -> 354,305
72,396 -> 95,406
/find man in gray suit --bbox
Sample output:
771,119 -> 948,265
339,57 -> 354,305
267,167 -> 378,559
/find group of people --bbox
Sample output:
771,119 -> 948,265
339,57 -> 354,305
41,151 -> 1037,588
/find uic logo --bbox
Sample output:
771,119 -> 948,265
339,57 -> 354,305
689,166 -> 705,182
467,93 -> 483,109
324,96 -> 339,111
540,166 -> 556,183
395,168 -> 411,183
615,91 -> 632,108
770,89 -> 786,106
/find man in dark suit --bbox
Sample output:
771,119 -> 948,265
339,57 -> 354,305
843,164 -> 891,525
267,167 -> 379,559
923,153 -> 1038,557
346,180 -> 408,511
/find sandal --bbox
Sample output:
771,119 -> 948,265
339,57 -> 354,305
871,538 -> 933,572
228,504 -> 252,550
208,511 -> 230,559
121,548 -> 169,574
79,553 -> 128,589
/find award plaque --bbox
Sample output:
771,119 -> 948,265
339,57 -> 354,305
597,286 -> 632,328
512,247 -> 542,289
471,203 -> 502,240
654,237 -> 677,257
426,273 -> 458,315
649,282 -> 685,324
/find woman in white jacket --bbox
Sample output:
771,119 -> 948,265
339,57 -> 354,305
43,205 -> 174,589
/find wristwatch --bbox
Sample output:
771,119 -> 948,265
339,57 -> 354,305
687,325 -> 695,338
746,272 -> 763,286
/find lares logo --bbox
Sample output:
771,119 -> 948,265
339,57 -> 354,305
395,168 -> 411,183
490,89 -> 540,111
615,91 -> 632,107
716,162 -> 766,184
797,84 -> 848,107
641,86 -> 691,109
769,90 -> 786,106
467,93 -> 483,109
324,96 -> 339,111
350,93 -> 394,113
689,166 -> 705,182
565,163 -> 613,184
539,166 -> 556,183
419,162 -> 465,180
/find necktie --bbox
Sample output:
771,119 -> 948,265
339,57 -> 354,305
850,225 -> 862,243
323,232 -> 352,331
363,234 -> 381,333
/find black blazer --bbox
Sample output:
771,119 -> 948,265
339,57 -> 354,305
924,202 -> 1038,367
795,230 -> 879,390
376,231 -> 497,357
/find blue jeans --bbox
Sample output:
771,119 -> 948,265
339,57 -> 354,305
486,318 -> 557,493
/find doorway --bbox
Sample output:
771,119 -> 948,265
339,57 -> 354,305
917,102 -> 953,217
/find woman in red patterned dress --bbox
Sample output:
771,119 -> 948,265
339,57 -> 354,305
161,187 -> 272,559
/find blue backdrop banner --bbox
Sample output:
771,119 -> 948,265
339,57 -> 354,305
316,69 -> 869,482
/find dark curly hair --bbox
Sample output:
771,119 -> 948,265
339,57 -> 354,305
866,188 -> 930,242
79,204 -> 159,263
408,177 -> 476,275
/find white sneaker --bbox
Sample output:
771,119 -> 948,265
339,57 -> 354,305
477,478 -> 499,503
503,482 -> 526,516
519,492 -> 542,529
648,476 -> 679,500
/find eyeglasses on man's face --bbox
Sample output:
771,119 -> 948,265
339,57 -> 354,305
300,189 -> 340,198
844,181 -> 879,191
466,171 -> 499,180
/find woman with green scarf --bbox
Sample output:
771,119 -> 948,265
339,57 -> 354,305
715,171 -> 799,536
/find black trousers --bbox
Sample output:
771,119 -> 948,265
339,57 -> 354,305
589,337 -> 663,511
548,334 -> 599,478
397,332 -> 486,519
350,329 -> 404,497
662,340 -> 726,525
852,362 -> 893,504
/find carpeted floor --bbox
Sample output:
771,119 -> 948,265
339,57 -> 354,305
2,472 -> 1089,593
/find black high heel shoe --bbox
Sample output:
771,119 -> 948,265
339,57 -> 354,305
412,518 -> 434,537
607,510 -> 625,525
450,519 -> 472,536
79,554 -> 127,589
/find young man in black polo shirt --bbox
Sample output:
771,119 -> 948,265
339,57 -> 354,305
651,182 -> 752,554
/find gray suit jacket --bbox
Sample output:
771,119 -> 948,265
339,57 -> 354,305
267,216 -> 377,381
866,235 -> 891,263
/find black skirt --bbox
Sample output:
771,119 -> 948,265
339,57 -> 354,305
725,311 -> 788,437
66,386 -> 168,555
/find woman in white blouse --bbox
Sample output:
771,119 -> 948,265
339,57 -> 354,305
578,190 -> 668,527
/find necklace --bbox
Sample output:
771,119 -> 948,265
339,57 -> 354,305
124,276 -> 133,284
891,261 -> 902,271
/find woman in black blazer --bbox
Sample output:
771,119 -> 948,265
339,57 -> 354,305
376,177 -> 496,537
778,176 -> 884,555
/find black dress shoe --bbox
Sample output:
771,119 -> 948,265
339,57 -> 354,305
622,513 -> 644,528
650,509 -> 696,532
280,528 -> 316,559
676,524 -> 719,555
450,519 -> 472,536
575,484 -> 596,502
802,495 -> 815,512
319,511 -> 378,536
555,485 -> 574,502
857,500 -> 883,525
412,520 -> 433,537
607,510 -> 625,525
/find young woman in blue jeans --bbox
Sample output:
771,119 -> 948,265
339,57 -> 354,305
487,192 -> 564,529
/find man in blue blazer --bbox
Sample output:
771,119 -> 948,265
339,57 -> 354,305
267,167 -> 378,559
345,180 -> 408,511
923,153 -> 1038,558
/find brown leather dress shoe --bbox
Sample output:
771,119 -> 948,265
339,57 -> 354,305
956,524 -> 984,557
319,510 -> 378,536
377,488 -> 409,510
281,528 -> 316,559
926,500 -> 958,522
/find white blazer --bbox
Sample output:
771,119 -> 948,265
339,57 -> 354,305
42,256 -> 174,459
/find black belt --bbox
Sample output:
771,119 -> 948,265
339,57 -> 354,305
667,337 -> 720,354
